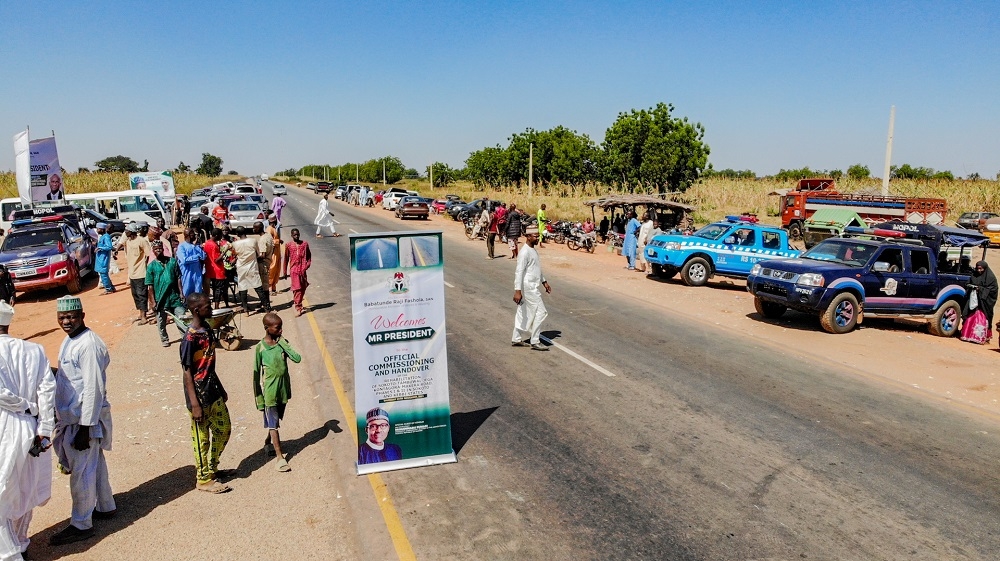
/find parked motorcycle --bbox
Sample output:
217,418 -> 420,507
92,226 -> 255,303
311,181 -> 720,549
566,226 -> 596,253
464,216 -> 486,240
545,220 -> 573,244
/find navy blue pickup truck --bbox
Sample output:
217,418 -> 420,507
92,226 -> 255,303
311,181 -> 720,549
746,222 -> 989,336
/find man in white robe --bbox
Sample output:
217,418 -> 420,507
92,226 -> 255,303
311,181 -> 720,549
232,227 -> 264,314
50,296 -> 116,547
314,193 -> 340,237
0,302 -> 55,561
636,214 -> 654,273
511,227 -> 552,351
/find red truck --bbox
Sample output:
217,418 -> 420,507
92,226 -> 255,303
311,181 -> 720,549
776,178 -> 948,239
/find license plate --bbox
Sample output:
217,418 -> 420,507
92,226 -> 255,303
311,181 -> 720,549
11,268 -> 37,278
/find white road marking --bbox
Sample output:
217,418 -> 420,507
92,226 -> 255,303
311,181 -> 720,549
539,336 -> 617,377
377,248 -> 384,268
444,281 -> 455,288
350,229 -> 359,234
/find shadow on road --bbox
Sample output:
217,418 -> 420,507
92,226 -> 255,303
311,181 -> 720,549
32,465 -> 195,559
306,301 -> 337,312
234,419 -> 342,475
450,407 -> 498,454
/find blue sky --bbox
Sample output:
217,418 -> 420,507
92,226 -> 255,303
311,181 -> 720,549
2,1 -> 998,178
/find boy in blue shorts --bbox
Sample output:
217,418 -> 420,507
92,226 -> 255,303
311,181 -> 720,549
253,312 -> 301,472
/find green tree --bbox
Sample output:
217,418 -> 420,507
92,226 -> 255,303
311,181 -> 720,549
427,162 -> 456,187
77,167 -> 91,173
176,161 -> 191,173
773,167 -> 816,181
226,170 -> 238,175
141,159 -> 150,172
196,153 -> 223,176
466,146 -> 508,189
846,164 -> 870,180
601,103 -> 709,193
94,155 -> 140,172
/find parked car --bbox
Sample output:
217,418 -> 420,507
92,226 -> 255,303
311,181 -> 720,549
645,216 -> 800,285
746,222 -> 989,336
306,182 -> 317,191
430,199 -> 449,214
334,185 -> 347,199
803,209 -> 867,249
448,199 -> 503,221
190,188 -> 210,198
0,214 -> 94,294
395,196 -> 430,220
226,201 -> 267,229
956,212 -> 999,230
271,184 -> 287,196
246,194 -> 268,208
381,192 -> 408,210
315,181 -> 333,194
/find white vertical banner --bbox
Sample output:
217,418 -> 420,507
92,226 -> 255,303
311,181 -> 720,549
28,136 -> 62,203
13,130 -> 31,205
350,231 -> 457,475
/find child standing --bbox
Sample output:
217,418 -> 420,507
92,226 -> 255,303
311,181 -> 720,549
253,312 -> 302,472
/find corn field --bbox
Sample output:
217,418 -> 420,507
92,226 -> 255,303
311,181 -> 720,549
0,171 -> 242,200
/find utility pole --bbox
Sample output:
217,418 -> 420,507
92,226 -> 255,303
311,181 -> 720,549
356,164 -> 359,183
429,162 -> 433,189
882,105 -> 895,195
382,160 -> 386,185
528,143 -> 534,197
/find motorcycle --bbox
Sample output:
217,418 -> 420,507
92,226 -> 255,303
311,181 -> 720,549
566,225 -> 596,253
544,220 -> 573,244
464,216 -> 486,240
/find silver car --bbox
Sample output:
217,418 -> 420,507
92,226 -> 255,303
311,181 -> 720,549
226,201 -> 266,229
272,184 -> 287,196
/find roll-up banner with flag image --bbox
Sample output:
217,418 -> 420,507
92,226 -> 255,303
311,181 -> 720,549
28,136 -> 62,203
350,230 -> 456,475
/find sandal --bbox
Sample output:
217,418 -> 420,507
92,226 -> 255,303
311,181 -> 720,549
196,480 -> 232,494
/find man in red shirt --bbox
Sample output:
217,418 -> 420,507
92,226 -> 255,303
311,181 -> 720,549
203,229 -> 229,308
487,206 -> 501,260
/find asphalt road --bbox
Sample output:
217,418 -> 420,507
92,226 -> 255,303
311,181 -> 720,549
272,183 -> 1000,560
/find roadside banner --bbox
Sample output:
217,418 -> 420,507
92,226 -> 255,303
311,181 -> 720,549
350,230 -> 456,475
129,171 -> 175,201
28,136 -> 62,203
13,130 -> 30,205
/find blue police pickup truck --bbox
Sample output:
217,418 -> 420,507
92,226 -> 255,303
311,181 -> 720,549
746,222 -> 989,335
644,216 -> 800,286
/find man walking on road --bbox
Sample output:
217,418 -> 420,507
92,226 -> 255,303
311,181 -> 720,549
0,301 -> 55,561
50,296 -> 116,546
176,227 -> 206,298
283,229 -> 312,317
314,193 -> 340,238
536,204 -> 548,248
511,227 -> 551,351
145,240 -> 185,347
94,223 -> 115,294
180,293 -> 232,494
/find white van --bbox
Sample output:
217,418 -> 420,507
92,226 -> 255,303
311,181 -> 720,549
65,189 -> 171,226
1,197 -> 28,233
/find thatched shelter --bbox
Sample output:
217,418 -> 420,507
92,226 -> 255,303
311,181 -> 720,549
584,194 -> 695,230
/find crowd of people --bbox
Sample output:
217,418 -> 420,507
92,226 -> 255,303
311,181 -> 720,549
0,200 -> 314,559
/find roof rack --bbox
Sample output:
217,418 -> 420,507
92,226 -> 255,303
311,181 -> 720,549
842,226 -> 925,245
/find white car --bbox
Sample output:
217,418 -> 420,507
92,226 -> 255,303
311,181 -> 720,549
381,192 -> 407,210
226,201 -> 266,229
272,184 -> 287,196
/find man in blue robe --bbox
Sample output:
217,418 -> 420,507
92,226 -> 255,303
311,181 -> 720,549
94,224 -> 115,294
175,227 -> 206,298
622,211 -> 641,270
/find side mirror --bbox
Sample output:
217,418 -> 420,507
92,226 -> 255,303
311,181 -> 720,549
724,236 -> 736,245
872,262 -> 890,272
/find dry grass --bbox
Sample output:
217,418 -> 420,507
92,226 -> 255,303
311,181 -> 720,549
0,171 -> 244,200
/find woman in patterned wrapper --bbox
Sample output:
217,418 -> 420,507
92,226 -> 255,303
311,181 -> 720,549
358,407 -> 402,465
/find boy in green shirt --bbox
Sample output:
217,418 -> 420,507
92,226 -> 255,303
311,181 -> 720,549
253,312 -> 301,472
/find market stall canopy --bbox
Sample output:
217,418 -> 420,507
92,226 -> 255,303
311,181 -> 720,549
583,194 -> 696,213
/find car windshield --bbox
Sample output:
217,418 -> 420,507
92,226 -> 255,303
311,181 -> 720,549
2,227 -> 63,250
400,197 -> 420,203
229,203 -> 259,212
801,239 -> 876,266
692,224 -> 730,240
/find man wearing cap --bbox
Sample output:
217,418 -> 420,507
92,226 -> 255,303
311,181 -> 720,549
115,224 -> 154,324
253,222 -> 274,311
94,223 -> 115,295
358,407 -> 402,465
265,215 -> 282,295
50,296 -> 116,546
145,240 -> 185,347
0,302 -> 55,561
511,226 -> 551,351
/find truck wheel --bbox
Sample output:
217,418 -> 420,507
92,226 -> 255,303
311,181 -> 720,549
681,257 -> 711,287
928,300 -> 961,337
754,297 -> 787,319
65,263 -> 82,295
820,292 -> 859,334
788,221 -> 803,241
